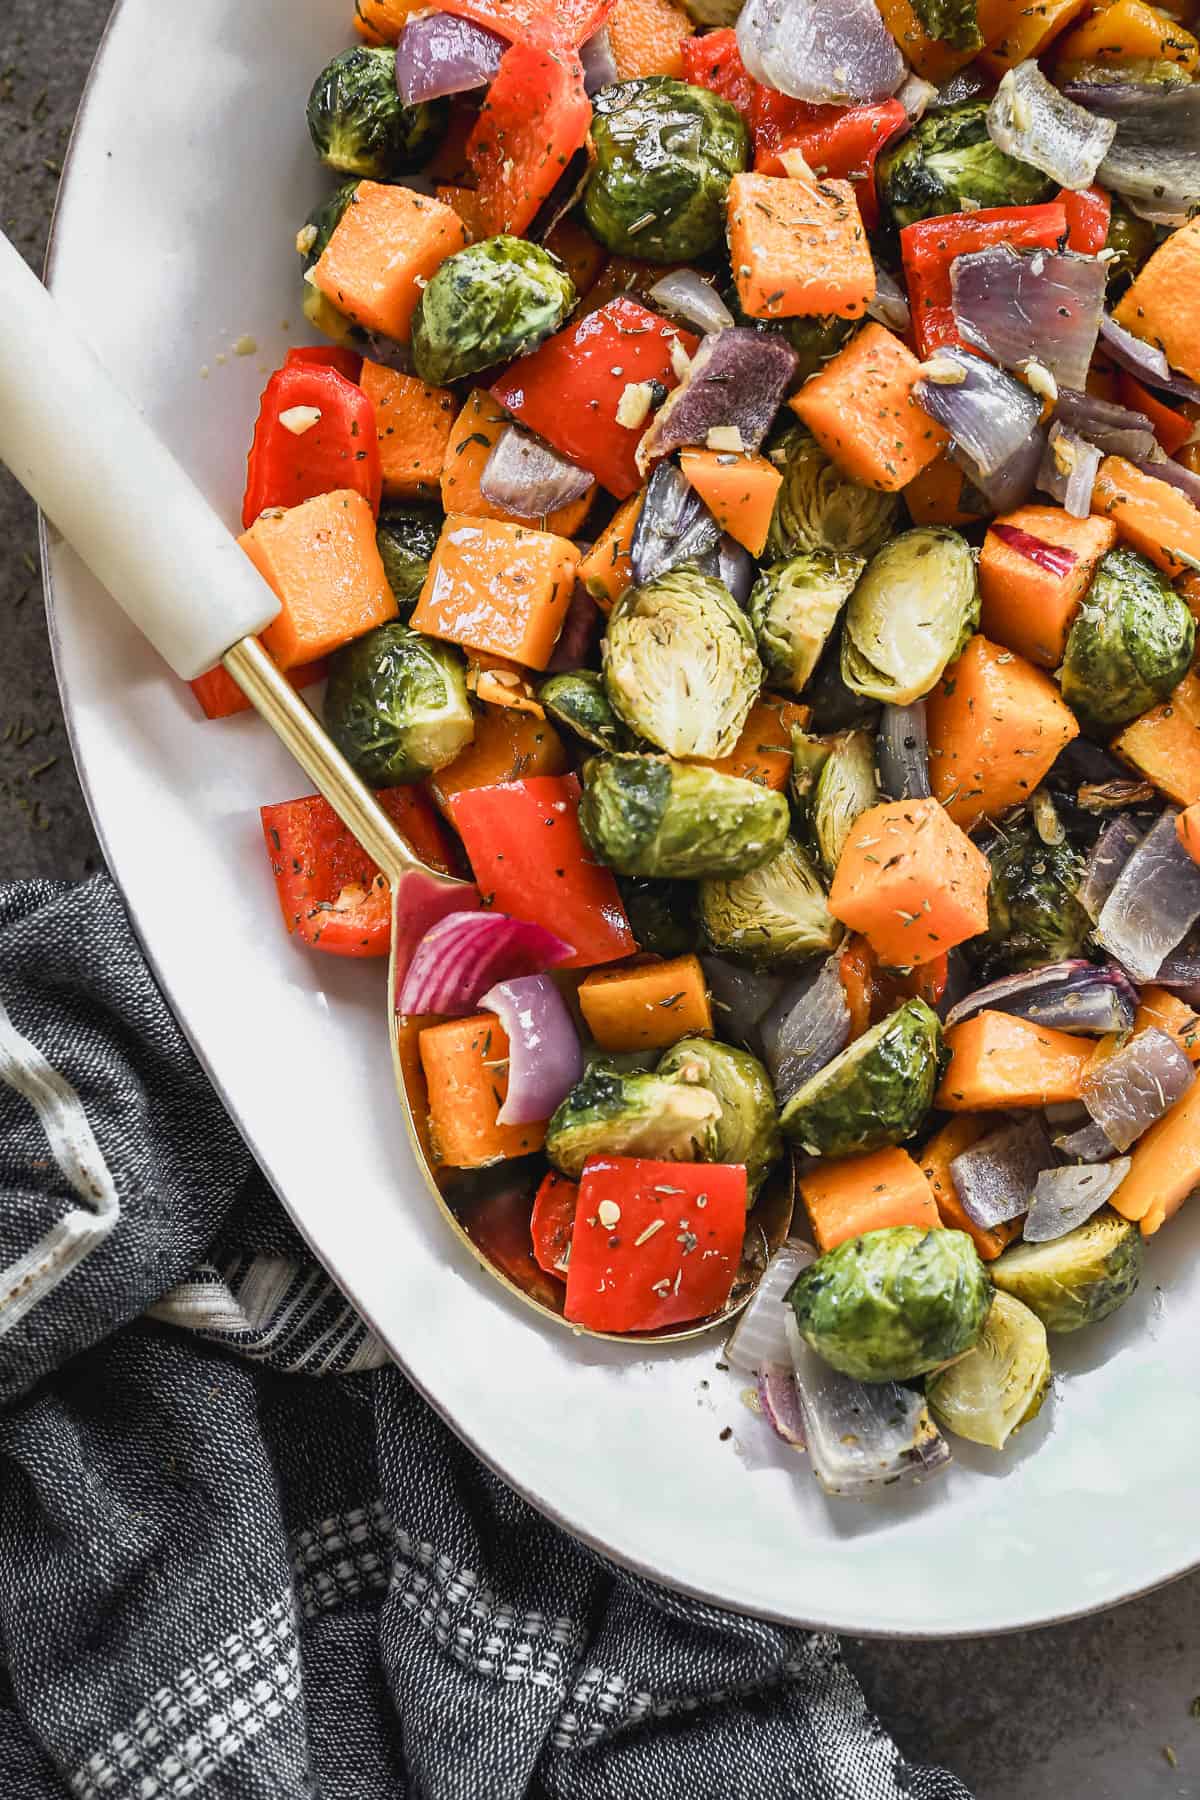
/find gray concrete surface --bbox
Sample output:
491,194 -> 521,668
4,2 -> 1200,1794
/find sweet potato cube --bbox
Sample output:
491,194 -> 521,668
359,361 -> 456,502
926,635 -> 1079,829
418,1015 -> 547,1169
790,323 -> 948,492
978,505 -> 1117,668
1113,669 -> 1200,807
1091,453 -> 1200,577
799,1146 -> 942,1253
411,513 -> 579,670
828,797 -> 991,969
937,1011 -> 1094,1111
678,449 -> 782,555
1110,1075 -> 1200,1235
240,489 -> 397,670
727,172 -> 875,322
578,954 -> 712,1051
1113,215 -> 1200,386
695,693 -> 811,790
312,182 -> 468,343
440,390 -> 593,537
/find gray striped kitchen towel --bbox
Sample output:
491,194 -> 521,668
0,875 -> 971,1800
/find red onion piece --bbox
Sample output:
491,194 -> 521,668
1036,422 -> 1101,519
1054,388 -> 1157,461
1054,1119 -> 1118,1164
1063,80 -> 1200,224
480,426 -> 594,518
1149,955 -> 1200,989
1099,313 -> 1200,408
987,60 -> 1116,192
989,522 -> 1078,581
736,0 -> 905,105
950,1116 -> 1056,1229
1128,454 -> 1200,511
758,1367 -> 807,1448
726,1241 -> 815,1374
950,247 -> 1106,395
1078,816 -> 1144,923
545,582 -> 603,673
1095,811 -> 1200,983
640,328 -> 798,470
647,270 -> 735,337
1081,1026 -> 1195,1152
945,961 -> 1138,1037
715,535 -> 757,607
580,25 -> 618,96
867,263 -> 911,335
399,911 -> 574,1016
630,461 -> 720,585
876,701 -> 932,801
1024,1160 -> 1131,1243
961,428 -> 1047,514
898,71 -> 937,125
478,973 -> 584,1125
392,874 -> 482,992
395,13 -> 505,104
916,348 -> 1042,478
760,954 -> 850,1103
701,957 -> 787,1055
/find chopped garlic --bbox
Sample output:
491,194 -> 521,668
1022,359 -> 1058,405
233,335 -> 258,358
779,145 -> 816,183
919,355 -> 966,386
615,380 -> 655,429
597,1199 -> 621,1229
706,425 -> 745,452
1052,434 -> 1078,477
279,405 -> 322,436
295,223 -> 319,256
670,337 -> 692,382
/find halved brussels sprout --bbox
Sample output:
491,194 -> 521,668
539,671 -> 629,751
307,47 -> 447,180
1104,198 -> 1157,296
545,1062 -> 721,1180
324,623 -> 474,785
877,99 -> 1054,231
988,1209 -> 1144,1334
411,237 -> 576,387
779,998 -> 943,1156
766,425 -> 900,564
979,815 -> 1090,975
376,504 -> 442,612
787,1225 -> 992,1382
658,1037 -> 782,1198
926,1291 -> 1050,1449
748,551 -> 864,695
842,528 -> 980,707
725,289 -> 856,383
1059,547 -> 1195,733
698,836 -> 843,966
617,876 -> 699,956
584,78 -> 749,263
810,730 -> 880,876
603,566 -> 763,760
580,755 -> 790,880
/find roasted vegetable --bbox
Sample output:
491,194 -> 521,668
989,1210 -> 1144,1334
809,730 -> 880,877
545,1061 -> 721,1179
616,875 -> 699,956
1105,198 -> 1157,297
779,998 -> 943,1156
1059,547 -> 1195,734
787,1225 -> 992,1382
584,78 -> 750,263
926,1291 -> 1050,1449
658,1037 -> 782,1197
411,236 -> 576,387
580,754 -> 791,880
766,424 -> 900,564
297,180 -> 362,345
324,623 -> 474,785
539,671 -> 629,752
842,528 -> 979,707
909,0 -> 983,51
979,816 -> 1092,975
699,836 -> 843,966
877,99 -> 1054,231
748,551 -> 864,696
375,503 -> 442,612
306,46 -> 446,180
603,566 -> 763,760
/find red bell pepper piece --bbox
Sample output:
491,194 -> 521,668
448,774 -> 635,969
490,298 -> 697,499
443,0 -> 615,47
531,1170 -> 578,1279
242,362 -> 382,530
564,1156 -> 746,1333
752,96 -> 907,229
1058,184 -> 1110,257
189,657 -> 326,721
901,203 -> 1069,359
1117,371 -> 1194,457
261,787 -> 455,958
467,42 -> 592,238
680,28 -> 756,117
285,344 -> 364,383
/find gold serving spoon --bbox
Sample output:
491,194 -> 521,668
0,230 -> 792,1344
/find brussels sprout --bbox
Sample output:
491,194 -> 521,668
810,730 -> 879,877
779,998 -> 943,1155
989,1210 -> 1144,1334
307,47 -> 447,180
909,0 -> 983,50
580,755 -> 790,879
748,551 -> 864,696
658,1037 -> 781,1198
617,876 -> 699,956
376,504 -> 442,612
877,100 -> 1054,231
1104,198 -> 1158,296
539,671 -> 629,751
766,425 -> 901,564
842,529 -> 980,707
584,78 -> 749,263
1059,547 -> 1194,733
927,1292 -> 1049,1450
979,816 -> 1090,975
298,181 -> 363,346
324,623 -> 474,785
411,237 -> 576,386
802,627 -> 884,733
603,566 -> 763,759
725,291 -> 855,382
699,837 -> 843,966
787,1226 -> 992,1382
545,1062 -> 721,1180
